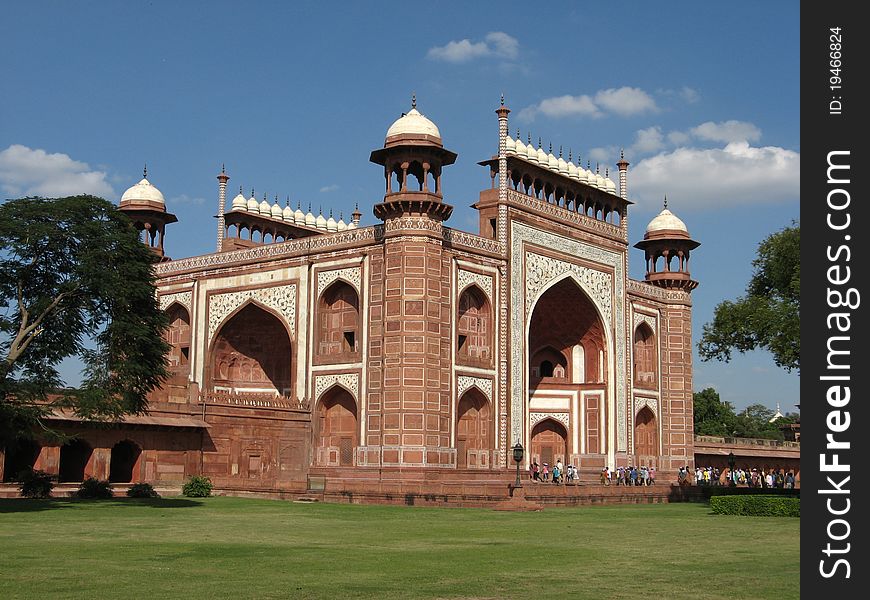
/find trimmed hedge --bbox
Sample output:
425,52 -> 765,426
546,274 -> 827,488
182,475 -> 213,498
710,494 -> 799,517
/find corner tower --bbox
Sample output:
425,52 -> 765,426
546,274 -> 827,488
118,167 -> 177,260
634,199 -> 700,291
364,98 -> 457,468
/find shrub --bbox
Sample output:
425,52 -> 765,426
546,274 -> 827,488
126,482 -> 159,498
17,469 -> 54,499
182,475 -> 213,498
76,477 -> 113,499
710,495 -> 799,517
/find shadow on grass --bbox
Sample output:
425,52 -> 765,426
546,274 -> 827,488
0,497 -> 204,513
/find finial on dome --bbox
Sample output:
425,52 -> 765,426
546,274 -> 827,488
329,208 -> 333,217
286,195 -> 290,206
516,128 -> 521,139
251,188 -> 255,197
568,149 -> 572,161
538,137 -> 542,149
605,168 -> 609,177
549,142 -> 553,153
663,195 -> 668,209
559,145 -> 563,158
587,160 -> 591,170
143,163 -> 148,179
527,132 -> 532,144
620,148 -> 625,160
221,163 -> 226,174
596,163 -> 600,174
500,93 -> 504,106
239,185 -> 243,194
411,92 -> 416,109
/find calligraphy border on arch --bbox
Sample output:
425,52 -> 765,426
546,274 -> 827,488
159,290 -> 192,313
456,375 -> 493,403
511,221 -> 627,452
314,372 -> 360,403
207,283 -> 297,345
317,266 -> 361,298
457,269 -> 494,302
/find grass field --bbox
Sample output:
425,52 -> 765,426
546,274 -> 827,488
0,496 -> 799,600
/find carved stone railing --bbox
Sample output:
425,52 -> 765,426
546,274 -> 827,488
626,279 -> 692,304
694,435 -> 800,449
442,227 -> 505,255
199,390 -> 310,411
507,189 -> 627,242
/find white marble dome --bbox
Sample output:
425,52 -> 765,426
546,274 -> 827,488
646,207 -> 689,234
231,190 -> 247,211
386,108 -> 441,139
121,177 -> 165,206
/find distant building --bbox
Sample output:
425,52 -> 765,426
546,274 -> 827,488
3,99 -> 704,495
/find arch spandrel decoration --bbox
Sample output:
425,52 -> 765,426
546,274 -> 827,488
314,372 -> 360,403
317,266 -> 362,298
525,252 -> 612,325
634,396 -> 658,417
530,412 -> 570,428
511,221 -> 627,451
208,284 -> 297,345
633,311 -> 658,333
456,375 -> 493,403
159,291 -> 192,313
457,269 -> 494,302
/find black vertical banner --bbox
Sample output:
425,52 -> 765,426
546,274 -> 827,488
802,3 -> 868,597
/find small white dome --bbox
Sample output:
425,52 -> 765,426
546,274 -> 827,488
547,152 -> 559,171
515,136 -> 526,156
567,161 -> 578,179
283,203 -> 294,222
646,207 -> 689,234
246,193 -> 259,213
326,214 -> 337,232
305,208 -> 316,227
605,177 -> 617,194
536,145 -> 548,165
526,140 -> 538,163
121,177 -> 165,206
346,221 -> 357,230
577,167 -> 589,184
315,211 -> 327,230
386,108 -> 441,139
270,201 -> 283,219
259,198 -> 271,214
505,135 -> 516,154
231,190 -> 247,211
294,205 -> 305,223
337,217 -> 347,231
557,156 -> 568,175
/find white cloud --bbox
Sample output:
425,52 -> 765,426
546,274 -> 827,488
427,32 -> 519,63
319,184 -> 340,193
0,144 -> 114,199
588,147 -> 614,163
593,87 -> 659,117
690,120 -> 762,144
667,130 -> 691,146
629,142 -> 800,210
631,126 -> 665,154
519,86 -> 657,122
680,86 -> 700,104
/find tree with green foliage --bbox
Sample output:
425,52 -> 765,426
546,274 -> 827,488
698,223 -> 800,373
692,387 -> 737,436
0,195 -> 170,446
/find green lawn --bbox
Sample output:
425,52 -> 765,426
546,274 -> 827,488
0,496 -> 799,600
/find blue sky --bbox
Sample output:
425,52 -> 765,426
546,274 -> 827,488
0,1 -> 799,413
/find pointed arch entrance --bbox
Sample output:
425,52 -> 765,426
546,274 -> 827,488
314,386 -> 358,467
210,302 -> 293,395
456,388 -> 492,469
634,407 -> 658,464
530,419 -> 568,468
2,439 -> 40,482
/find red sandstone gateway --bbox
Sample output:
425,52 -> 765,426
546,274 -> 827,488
7,97 -> 790,505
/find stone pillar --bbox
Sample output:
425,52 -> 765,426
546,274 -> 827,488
216,166 -> 230,252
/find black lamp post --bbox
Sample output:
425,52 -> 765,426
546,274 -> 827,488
512,442 -> 524,489
727,451 -> 736,486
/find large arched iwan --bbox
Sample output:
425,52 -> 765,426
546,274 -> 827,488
209,302 -> 293,395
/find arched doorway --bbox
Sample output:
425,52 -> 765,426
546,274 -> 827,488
211,303 -> 293,395
634,407 -> 658,464
3,439 -> 41,482
530,419 -> 568,468
633,323 -> 657,388
315,387 -> 358,467
317,281 -> 360,358
109,440 -> 142,483
457,286 -> 492,366
165,303 -> 191,377
456,388 -> 492,469
59,439 -> 92,482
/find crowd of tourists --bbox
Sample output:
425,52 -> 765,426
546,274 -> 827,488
678,466 -> 797,488
527,462 -> 656,486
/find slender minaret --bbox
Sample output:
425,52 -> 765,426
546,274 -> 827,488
617,149 -> 629,200
496,93 -> 510,204
216,165 -> 229,251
